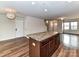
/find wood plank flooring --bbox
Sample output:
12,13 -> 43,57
52,44 -> 79,57
0,37 -> 29,57
0,37 -> 79,57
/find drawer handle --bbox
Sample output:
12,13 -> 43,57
32,42 -> 36,47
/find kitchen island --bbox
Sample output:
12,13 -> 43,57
27,31 -> 60,57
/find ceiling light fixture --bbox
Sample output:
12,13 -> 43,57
44,9 -> 47,12
46,20 -> 48,24
32,2 -> 35,5
60,18 -> 64,20
67,1 -> 72,3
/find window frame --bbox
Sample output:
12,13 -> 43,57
70,22 -> 77,30
63,22 -> 70,30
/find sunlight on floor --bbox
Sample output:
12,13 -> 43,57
61,34 -> 79,49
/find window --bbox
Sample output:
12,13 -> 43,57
71,22 -> 77,30
63,22 -> 69,30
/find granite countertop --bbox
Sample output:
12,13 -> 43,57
26,31 -> 58,41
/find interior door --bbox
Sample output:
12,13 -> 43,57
15,17 -> 24,37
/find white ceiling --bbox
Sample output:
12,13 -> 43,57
0,1 -> 79,19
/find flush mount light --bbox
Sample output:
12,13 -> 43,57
44,9 -> 47,12
67,1 -> 72,3
32,2 -> 36,5
46,20 -> 48,24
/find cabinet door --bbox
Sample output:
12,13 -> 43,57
29,38 -> 40,57
40,43 -> 49,57
49,39 -> 55,56
55,34 -> 60,49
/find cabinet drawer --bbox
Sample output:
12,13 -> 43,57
40,43 -> 49,57
40,39 -> 49,46
40,36 -> 54,46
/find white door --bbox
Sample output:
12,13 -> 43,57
15,17 -> 24,37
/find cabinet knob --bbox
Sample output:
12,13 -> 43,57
32,42 -> 36,47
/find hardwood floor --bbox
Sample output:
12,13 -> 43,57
52,44 -> 79,57
0,37 -> 29,57
0,37 -> 79,57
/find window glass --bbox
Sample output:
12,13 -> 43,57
63,22 -> 69,30
71,22 -> 77,30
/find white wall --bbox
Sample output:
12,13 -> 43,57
24,16 -> 47,35
15,17 -> 24,37
0,14 -> 24,41
0,14 -> 47,41
0,14 -> 15,41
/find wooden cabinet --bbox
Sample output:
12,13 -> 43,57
49,39 -> 55,56
55,34 -> 60,49
29,33 -> 60,57
40,43 -> 49,57
29,38 -> 40,57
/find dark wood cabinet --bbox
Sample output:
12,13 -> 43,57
40,43 -> 49,57
29,33 -> 60,57
29,38 -> 40,57
49,39 -> 55,56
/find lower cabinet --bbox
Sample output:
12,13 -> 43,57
29,33 -> 60,57
40,43 -> 49,57
49,39 -> 55,56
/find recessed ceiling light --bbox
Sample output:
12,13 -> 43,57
46,20 -> 48,24
67,1 -> 72,3
44,9 -> 47,12
60,18 -> 64,20
32,2 -> 35,5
